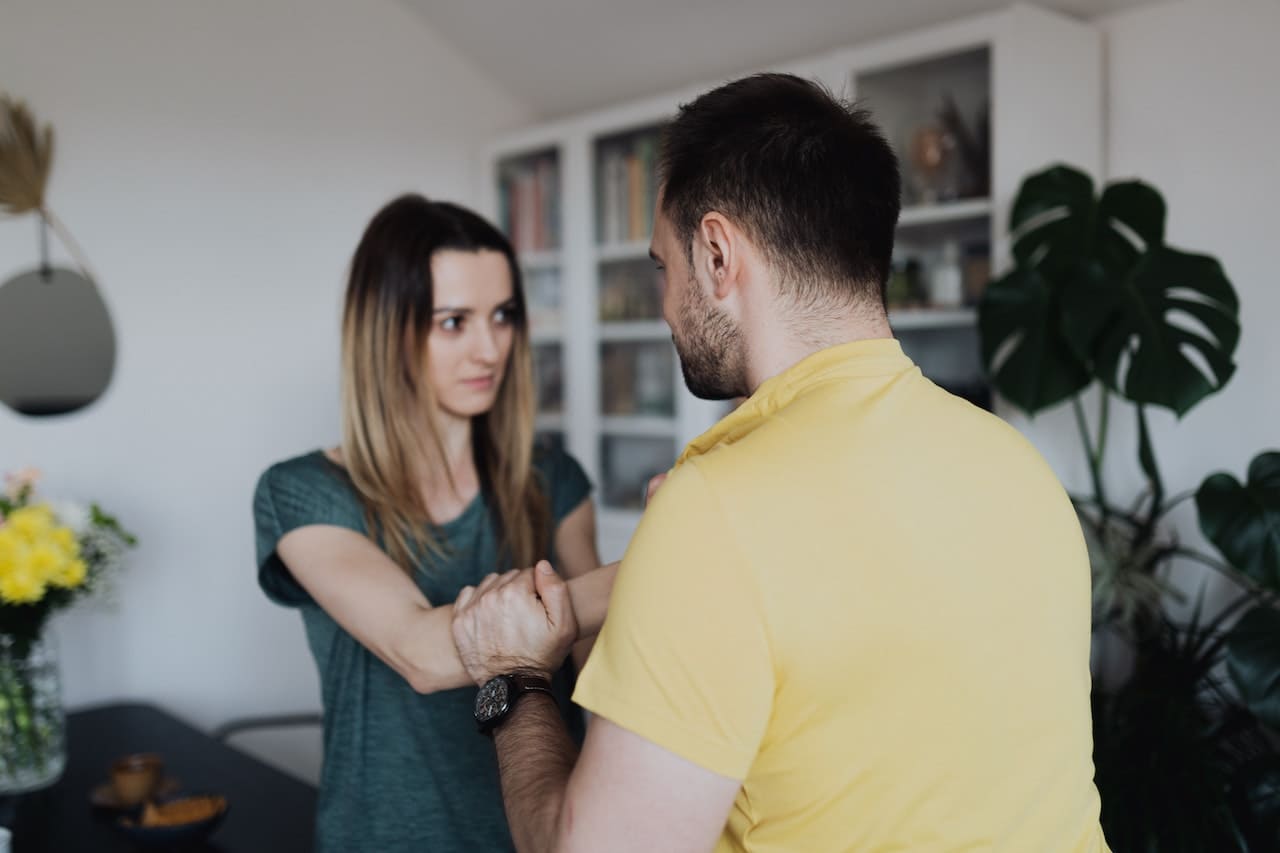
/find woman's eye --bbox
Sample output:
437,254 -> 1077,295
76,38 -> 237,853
440,315 -> 462,332
494,307 -> 515,326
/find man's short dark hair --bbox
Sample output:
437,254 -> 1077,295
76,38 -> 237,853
660,73 -> 901,308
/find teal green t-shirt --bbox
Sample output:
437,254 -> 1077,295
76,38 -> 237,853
253,446 -> 591,853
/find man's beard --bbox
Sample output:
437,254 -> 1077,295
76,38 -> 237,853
672,275 -> 747,401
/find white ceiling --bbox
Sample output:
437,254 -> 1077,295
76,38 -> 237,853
399,0 -> 1161,118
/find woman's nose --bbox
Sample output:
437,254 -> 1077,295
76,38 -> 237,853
472,323 -> 501,363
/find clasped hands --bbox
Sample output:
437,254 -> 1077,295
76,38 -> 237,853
451,560 -> 578,685
451,471 -> 668,685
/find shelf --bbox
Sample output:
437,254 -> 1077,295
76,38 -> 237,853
519,250 -> 562,271
535,413 -> 564,432
595,240 -> 652,263
598,320 -> 669,341
888,307 -> 976,330
599,415 -> 677,437
898,198 -> 991,228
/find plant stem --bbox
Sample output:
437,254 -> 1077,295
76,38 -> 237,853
1153,489 -> 1197,523
1203,590 -> 1271,638
1134,406 -> 1166,548
1095,389 -> 1110,472
1171,547 -> 1267,598
1072,394 -> 1110,522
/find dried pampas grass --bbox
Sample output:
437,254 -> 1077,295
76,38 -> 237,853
0,95 -> 54,216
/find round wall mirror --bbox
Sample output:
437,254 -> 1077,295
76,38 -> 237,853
0,266 -> 116,416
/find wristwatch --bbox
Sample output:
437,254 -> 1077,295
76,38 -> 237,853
474,673 -> 554,735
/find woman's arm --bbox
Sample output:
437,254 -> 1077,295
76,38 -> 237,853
277,523 -> 618,694
552,498 -> 605,671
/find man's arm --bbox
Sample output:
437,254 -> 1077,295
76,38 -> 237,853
496,695 -> 740,853
452,563 -> 741,853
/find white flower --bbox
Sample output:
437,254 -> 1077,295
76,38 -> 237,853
4,467 -> 41,501
48,500 -> 92,535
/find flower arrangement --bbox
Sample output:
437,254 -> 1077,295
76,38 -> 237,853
0,468 -> 134,647
0,467 -> 135,791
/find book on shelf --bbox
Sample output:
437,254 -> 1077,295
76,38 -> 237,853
499,154 -> 559,253
597,131 -> 660,246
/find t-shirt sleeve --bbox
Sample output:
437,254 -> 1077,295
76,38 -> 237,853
572,460 -> 773,780
253,460 -> 367,608
537,444 -> 593,525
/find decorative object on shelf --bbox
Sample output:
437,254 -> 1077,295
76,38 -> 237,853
928,240 -> 963,307
0,468 -> 136,793
938,94 -> 990,200
906,124 -> 956,205
0,94 -> 115,417
978,163 -> 1279,848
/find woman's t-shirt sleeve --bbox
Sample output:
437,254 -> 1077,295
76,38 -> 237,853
537,444 -> 593,525
253,457 -> 367,608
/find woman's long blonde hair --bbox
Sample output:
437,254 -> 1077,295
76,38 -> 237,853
339,195 -> 549,572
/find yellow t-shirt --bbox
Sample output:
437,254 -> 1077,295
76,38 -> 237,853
574,338 -> 1108,852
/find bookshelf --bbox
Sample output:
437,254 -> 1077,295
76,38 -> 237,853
486,5 -> 1102,559
497,149 -> 567,449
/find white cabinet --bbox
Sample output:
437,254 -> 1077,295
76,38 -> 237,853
484,4 -> 1101,560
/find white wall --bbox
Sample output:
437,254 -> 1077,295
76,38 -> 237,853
1011,0 -> 1280,611
0,0 -> 531,729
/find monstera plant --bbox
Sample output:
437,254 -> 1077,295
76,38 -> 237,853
978,164 -> 1280,850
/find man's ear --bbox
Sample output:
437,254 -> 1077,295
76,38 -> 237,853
696,212 -> 738,300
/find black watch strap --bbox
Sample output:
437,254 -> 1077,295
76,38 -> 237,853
476,672 -> 555,736
509,673 -> 554,698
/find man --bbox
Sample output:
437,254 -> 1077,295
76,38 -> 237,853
451,73 -> 1108,852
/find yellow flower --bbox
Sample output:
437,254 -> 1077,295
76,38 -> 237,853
0,562 -> 46,604
50,526 -> 79,559
27,543 -> 63,584
51,557 -> 87,590
6,505 -> 55,544
0,527 -> 21,563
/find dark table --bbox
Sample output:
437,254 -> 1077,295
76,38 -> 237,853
0,702 -> 317,852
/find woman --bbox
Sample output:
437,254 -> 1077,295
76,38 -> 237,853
253,195 -> 615,852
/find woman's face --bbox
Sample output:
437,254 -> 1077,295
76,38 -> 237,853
422,249 -> 518,422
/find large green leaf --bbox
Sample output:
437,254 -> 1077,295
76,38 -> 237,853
978,265 -> 1091,414
1010,166 -> 1097,277
1226,605 -> 1280,730
1197,451 -> 1280,592
978,163 -> 1240,419
1094,179 -> 1166,272
1062,247 -> 1239,416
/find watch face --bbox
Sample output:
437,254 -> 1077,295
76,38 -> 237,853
475,676 -> 511,724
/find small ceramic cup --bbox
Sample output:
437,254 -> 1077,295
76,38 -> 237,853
110,753 -> 164,807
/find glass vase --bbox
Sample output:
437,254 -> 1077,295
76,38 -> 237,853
0,633 -> 66,793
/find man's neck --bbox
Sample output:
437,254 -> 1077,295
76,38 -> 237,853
743,300 -> 894,394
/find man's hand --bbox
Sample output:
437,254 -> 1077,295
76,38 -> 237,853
452,561 -> 579,685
